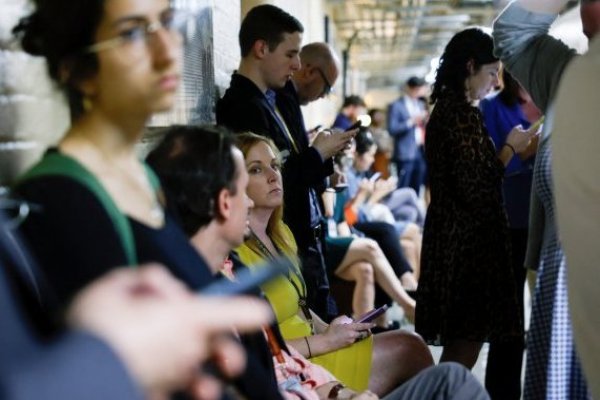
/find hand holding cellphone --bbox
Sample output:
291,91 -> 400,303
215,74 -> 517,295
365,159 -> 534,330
345,120 -> 362,132
368,172 -> 381,183
354,304 -> 388,323
529,116 -> 545,133
200,257 -> 291,296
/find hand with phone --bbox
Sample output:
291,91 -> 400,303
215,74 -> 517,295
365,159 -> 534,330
369,177 -> 396,204
505,121 -> 540,155
311,127 -> 357,159
322,315 -> 375,347
354,304 -> 389,323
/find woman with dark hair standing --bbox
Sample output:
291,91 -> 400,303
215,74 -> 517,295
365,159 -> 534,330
415,28 -> 537,369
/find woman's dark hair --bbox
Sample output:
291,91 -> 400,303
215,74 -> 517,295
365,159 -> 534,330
354,128 -> 376,155
13,0 -> 105,119
146,125 -> 238,237
498,69 -> 522,107
430,27 -> 498,104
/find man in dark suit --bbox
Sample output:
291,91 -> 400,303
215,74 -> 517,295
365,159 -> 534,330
387,77 -> 429,192
216,5 -> 354,320
0,210 -> 270,399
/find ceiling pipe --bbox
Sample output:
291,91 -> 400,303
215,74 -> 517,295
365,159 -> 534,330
343,30 -> 359,99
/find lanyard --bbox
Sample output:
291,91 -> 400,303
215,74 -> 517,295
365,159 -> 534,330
249,230 -> 314,334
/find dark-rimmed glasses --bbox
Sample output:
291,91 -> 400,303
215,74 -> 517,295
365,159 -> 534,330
84,9 -> 191,56
315,67 -> 332,98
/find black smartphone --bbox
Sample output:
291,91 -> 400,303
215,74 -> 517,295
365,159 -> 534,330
354,304 -> 389,323
345,120 -> 362,132
200,257 -> 291,296
333,183 -> 348,193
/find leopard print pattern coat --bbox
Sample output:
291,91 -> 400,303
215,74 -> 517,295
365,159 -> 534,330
415,93 -> 523,345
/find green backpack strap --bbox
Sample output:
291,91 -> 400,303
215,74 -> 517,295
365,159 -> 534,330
19,152 -> 138,266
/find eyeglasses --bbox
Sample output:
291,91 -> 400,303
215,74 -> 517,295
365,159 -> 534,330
84,9 -> 191,56
315,67 -> 332,97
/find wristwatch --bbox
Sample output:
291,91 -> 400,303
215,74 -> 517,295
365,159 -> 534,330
328,383 -> 346,398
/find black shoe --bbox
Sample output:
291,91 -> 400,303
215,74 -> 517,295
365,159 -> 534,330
371,320 -> 401,334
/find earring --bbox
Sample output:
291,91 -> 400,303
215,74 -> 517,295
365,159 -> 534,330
82,96 -> 93,112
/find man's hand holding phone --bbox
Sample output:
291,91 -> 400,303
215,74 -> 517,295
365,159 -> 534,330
312,127 -> 357,159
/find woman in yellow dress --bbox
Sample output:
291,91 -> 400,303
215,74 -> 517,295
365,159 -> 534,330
234,132 -> 433,396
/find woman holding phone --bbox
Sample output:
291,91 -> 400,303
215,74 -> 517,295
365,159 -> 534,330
12,0 -> 216,304
415,28 -> 537,369
234,132 -> 433,396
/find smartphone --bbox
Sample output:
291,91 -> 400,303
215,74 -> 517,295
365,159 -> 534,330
200,257 -> 291,296
345,120 -> 362,132
529,115 -> 545,132
368,172 -> 381,182
333,184 -> 348,193
354,304 -> 389,323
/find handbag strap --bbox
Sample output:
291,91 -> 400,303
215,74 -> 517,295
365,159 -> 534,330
18,152 -> 159,266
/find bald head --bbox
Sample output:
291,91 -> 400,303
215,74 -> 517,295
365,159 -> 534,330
292,42 -> 340,105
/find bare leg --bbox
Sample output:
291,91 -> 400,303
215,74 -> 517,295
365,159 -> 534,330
440,339 -> 484,370
336,239 -> 415,322
369,330 -> 434,396
335,261 -> 375,317
400,223 -> 422,280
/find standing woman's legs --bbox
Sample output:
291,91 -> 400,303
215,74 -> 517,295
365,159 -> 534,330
485,228 -> 527,399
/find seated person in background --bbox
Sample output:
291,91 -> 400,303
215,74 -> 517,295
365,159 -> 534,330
0,210 -> 271,400
147,125 -> 490,400
234,132 -> 434,396
343,132 -> 423,278
321,186 -> 416,323
368,108 -> 393,179
146,124 -> 376,399
332,95 -> 368,130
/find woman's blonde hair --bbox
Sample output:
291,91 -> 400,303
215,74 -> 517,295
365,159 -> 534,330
235,132 -> 296,258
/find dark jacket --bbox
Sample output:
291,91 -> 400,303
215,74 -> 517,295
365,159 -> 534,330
217,75 -> 336,319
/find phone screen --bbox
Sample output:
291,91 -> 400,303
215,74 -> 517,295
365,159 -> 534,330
529,115 -> 545,132
354,304 -> 388,323
369,172 -> 381,182
345,120 -> 362,132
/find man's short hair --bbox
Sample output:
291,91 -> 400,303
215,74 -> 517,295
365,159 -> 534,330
406,76 -> 427,88
342,95 -> 366,108
146,125 -> 238,236
239,4 -> 304,57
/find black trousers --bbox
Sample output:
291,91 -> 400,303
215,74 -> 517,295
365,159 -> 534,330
485,228 -> 527,400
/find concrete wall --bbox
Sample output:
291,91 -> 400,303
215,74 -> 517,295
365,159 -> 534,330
0,0 -> 243,176
0,0 -> 69,190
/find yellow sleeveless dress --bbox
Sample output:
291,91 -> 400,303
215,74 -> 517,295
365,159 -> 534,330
235,222 -> 373,390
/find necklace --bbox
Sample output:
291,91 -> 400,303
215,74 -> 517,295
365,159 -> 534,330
73,135 -> 164,224
248,229 -> 314,334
